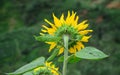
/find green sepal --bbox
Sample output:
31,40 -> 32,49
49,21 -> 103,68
47,48 -> 59,62
75,35 -> 83,41
6,57 -> 45,75
34,35 -> 60,42
58,55 -> 81,63
75,47 -> 109,60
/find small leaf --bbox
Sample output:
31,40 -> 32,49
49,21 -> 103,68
7,57 -> 45,75
75,47 -> 108,60
34,35 -> 60,42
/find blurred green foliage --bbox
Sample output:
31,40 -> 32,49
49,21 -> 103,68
0,0 -> 120,75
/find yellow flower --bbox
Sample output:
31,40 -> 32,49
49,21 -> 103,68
34,62 -> 59,75
40,11 -> 93,55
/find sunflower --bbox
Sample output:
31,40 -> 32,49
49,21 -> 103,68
34,62 -> 59,75
40,11 -> 93,55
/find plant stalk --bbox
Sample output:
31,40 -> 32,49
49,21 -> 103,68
62,34 -> 69,75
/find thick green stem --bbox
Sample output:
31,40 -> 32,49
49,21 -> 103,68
62,34 -> 69,75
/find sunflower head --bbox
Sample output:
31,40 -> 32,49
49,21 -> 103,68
33,62 -> 59,75
40,11 -> 93,55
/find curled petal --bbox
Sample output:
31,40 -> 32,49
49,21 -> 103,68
79,30 -> 93,35
58,47 -> 64,55
76,20 -> 88,30
81,35 -> 92,42
72,16 -> 79,26
69,47 -> 76,53
46,42 -> 57,52
76,42 -> 84,51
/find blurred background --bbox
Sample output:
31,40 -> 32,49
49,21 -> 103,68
0,0 -> 120,75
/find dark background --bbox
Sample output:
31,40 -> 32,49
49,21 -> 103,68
0,0 -> 120,75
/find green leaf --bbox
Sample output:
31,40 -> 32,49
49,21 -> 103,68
58,55 -> 81,63
7,57 -> 45,75
34,35 -> 60,42
75,47 -> 108,60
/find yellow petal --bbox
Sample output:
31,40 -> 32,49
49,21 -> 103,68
47,28 -> 56,35
66,11 -> 71,25
66,11 -> 70,21
51,65 -> 55,69
81,35 -> 92,42
41,29 -> 47,32
55,67 -> 59,71
69,47 -> 75,53
76,20 -> 88,30
70,12 -> 76,23
34,67 -> 41,72
73,45 -> 77,53
42,25 -> 55,35
66,11 -> 76,25
46,42 -> 57,52
40,33 -> 44,36
58,47 -> 64,55
42,25 -> 49,30
60,13 -> 65,24
46,62 -> 52,67
44,19 -> 56,30
73,45 -> 77,50
72,16 -> 79,27
53,13 -> 61,27
78,20 -> 88,25
76,42 -> 84,51
79,30 -> 93,35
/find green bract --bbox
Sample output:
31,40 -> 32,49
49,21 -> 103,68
34,35 -> 60,42
54,25 -> 82,40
